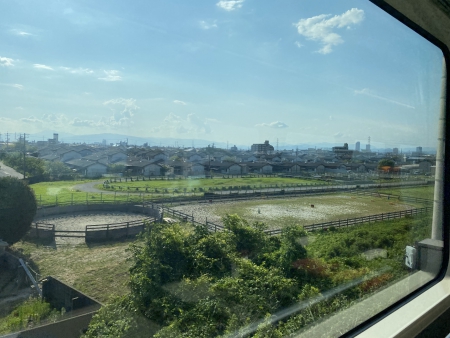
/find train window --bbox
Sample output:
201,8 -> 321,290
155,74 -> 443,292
0,0 -> 445,337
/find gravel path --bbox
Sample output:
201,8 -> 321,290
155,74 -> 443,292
73,181 -> 107,193
35,212 -> 149,245
0,161 -> 23,179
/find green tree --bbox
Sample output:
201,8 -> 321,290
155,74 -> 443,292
0,177 -> 37,244
44,161 -> 73,178
377,158 -> 395,171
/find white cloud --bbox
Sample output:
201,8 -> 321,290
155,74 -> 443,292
294,8 -> 364,54
103,98 -> 139,126
216,0 -> 244,11
98,70 -> 122,81
20,113 -> 68,126
333,132 -> 344,138
354,88 -> 415,109
20,116 -> 41,123
10,29 -> 32,37
173,100 -> 187,105
61,66 -> 94,75
295,41 -> 303,48
199,20 -> 218,30
33,64 -> 54,70
153,113 -> 212,135
0,57 -> 14,67
70,118 -> 103,127
11,84 -> 24,90
255,121 -> 289,129
15,106 -> 24,110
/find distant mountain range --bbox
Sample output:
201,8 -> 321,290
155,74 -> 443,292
27,132 -> 436,153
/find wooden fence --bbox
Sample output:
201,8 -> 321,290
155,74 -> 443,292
265,206 -> 433,235
30,216 -> 157,242
161,204 -> 432,236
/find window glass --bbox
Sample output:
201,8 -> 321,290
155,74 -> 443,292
0,0 -> 443,337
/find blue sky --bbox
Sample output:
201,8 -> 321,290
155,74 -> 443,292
0,0 -> 443,149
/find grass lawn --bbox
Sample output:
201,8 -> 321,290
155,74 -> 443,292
30,177 -> 326,207
30,180 -> 92,196
96,176 -> 326,193
375,185 -> 435,200
11,240 -> 134,304
30,180 -> 152,206
174,193 -> 424,230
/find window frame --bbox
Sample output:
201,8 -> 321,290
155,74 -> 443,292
348,0 -> 450,336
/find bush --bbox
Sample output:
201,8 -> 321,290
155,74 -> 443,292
0,177 -> 37,244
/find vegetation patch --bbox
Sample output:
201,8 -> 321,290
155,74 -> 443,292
83,214 -> 431,337
0,297 -> 61,335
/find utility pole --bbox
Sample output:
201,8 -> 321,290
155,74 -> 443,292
23,133 -> 27,179
6,132 -> 9,148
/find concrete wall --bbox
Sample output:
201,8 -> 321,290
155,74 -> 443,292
0,274 -> 102,338
0,311 -> 96,338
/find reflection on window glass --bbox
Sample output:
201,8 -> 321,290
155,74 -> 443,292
0,0 -> 443,337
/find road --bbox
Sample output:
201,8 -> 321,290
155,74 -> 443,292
0,161 -> 23,179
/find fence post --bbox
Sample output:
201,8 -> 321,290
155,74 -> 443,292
36,223 -> 39,239
126,222 -> 129,237
106,224 -> 109,239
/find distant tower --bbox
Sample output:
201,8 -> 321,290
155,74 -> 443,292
355,141 -> 360,152
53,133 -> 59,143
393,148 -> 399,154
366,136 -> 371,151
416,146 -> 423,154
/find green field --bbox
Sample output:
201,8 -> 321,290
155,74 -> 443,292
30,177 -> 326,207
30,180 -> 152,206
96,176 -> 325,193
376,185 -> 435,200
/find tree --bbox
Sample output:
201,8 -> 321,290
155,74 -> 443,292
44,161 -> 73,178
0,177 -> 37,244
378,158 -> 395,171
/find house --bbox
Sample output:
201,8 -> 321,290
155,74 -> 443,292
65,159 -> 108,177
226,163 -> 245,175
188,154 -> 203,162
247,162 -> 273,174
106,150 -> 128,163
189,163 -> 205,176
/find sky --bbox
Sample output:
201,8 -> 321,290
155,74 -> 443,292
0,0 -> 444,149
